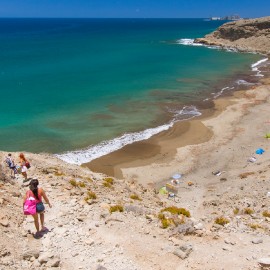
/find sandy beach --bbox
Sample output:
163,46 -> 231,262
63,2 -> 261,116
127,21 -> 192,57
85,65 -> 270,188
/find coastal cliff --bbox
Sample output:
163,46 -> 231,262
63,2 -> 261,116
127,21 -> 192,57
195,16 -> 270,54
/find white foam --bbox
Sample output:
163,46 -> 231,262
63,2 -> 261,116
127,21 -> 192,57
177,39 -> 203,46
56,106 -> 201,165
213,86 -> 234,99
171,105 -> 202,119
251,58 -> 268,77
251,58 -> 268,69
236,80 -> 254,86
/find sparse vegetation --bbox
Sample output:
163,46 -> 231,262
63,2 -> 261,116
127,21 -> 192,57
262,210 -> 270,218
161,206 -> 190,217
109,205 -> 124,213
249,223 -> 264,230
215,216 -> 229,226
158,213 -> 175,229
244,208 -> 254,215
103,177 -> 114,188
69,179 -> 77,187
78,181 -> 86,188
54,171 -> 65,176
104,177 -> 114,184
238,172 -> 255,179
130,194 -> 142,201
84,190 -> 97,202
233,208 -> 240,215
85,177 -> 93,182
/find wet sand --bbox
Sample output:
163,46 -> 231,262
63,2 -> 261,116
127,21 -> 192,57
85,109 -> 216,178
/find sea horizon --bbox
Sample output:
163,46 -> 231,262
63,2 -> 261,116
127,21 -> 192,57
0,18 -> 265,163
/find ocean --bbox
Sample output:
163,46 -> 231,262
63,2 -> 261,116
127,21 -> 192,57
0,18 -> 264,163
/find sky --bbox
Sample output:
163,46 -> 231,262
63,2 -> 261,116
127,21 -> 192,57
0,0 -> 269,18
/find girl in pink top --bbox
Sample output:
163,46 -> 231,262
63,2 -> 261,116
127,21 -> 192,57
23,179 -> 52,237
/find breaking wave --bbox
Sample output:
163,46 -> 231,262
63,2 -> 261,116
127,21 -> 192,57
56,106 -> 201,165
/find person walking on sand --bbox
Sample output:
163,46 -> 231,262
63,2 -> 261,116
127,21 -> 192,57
23,179 -> 52,238
19,153 -> 29,181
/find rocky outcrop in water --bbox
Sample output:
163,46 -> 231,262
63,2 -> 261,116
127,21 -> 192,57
195,16 -> 270,55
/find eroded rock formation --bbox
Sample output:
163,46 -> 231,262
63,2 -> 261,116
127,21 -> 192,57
195,16 -> 270,54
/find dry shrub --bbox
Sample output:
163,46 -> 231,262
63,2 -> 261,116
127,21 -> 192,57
244,208 -> 254,215
215,216 -> 229,226
249,223 -> 264,230
262,210 -> 270,218
69,179 -> 77,187
130,194 -> 142,201
238,172 -> 255,179
109,205 -> 123,213
161,206 -> 190,217
84,190 -> 97,202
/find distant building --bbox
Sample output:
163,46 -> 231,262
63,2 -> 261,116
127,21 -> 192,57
222,14 -> 242,21
210,17 -> 221,21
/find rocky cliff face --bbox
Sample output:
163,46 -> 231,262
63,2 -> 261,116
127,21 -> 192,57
195,16 -> 270,55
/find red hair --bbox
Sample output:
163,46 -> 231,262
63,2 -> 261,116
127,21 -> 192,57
19,153 -> 26,161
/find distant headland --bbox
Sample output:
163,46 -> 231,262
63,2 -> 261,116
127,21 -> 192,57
196,16 -> 270,55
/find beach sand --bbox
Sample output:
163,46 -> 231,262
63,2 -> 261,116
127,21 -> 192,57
85,75 -> 270,187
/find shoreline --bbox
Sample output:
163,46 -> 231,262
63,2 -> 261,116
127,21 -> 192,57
84,61 -> 270,184
57,56 -> 268,167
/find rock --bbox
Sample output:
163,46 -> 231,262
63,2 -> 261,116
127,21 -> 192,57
194,223 -> 204,230
11,191 -> 21,197
194,16 -> 270,54
0,218 -> 9,227
258,258 -> 270,268
176,220 -> 195,234
252,238 -> 263,244
96,265 -> 107,270
48,257 -> 61,267
173,249 -> 187,260
38,252 -> 53,264
85,238 -> 95,246
174,244 -> 193,259
22,250 -> 40,260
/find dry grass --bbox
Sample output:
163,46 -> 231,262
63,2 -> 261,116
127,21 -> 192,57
109,205 -> 124,213
244,208 -> 254,215
215,216 -> 229,226
238,172 -> 255,179
262,210 -> 270,218
69,179 -> 78,187
103,177 -> 114,188
233,208 -> 240,215
161,206 -> 190,217
84,190 -> 97,202
130,194 -> 142,201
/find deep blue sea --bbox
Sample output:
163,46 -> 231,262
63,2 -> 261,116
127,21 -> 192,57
0,18 -> 263,163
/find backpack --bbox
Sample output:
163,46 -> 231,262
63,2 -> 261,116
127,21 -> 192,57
25,161 -> 31,169
23,191 -> 37,215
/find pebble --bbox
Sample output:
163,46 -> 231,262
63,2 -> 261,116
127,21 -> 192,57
252,238 -> 263,244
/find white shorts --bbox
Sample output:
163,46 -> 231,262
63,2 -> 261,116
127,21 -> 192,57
21,166 -> 27,173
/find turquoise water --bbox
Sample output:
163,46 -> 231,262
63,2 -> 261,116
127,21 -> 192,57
0,18 -> 261,157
